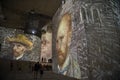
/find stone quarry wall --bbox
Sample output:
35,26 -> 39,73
52,0 -> 120,80
52,0 -> 88,79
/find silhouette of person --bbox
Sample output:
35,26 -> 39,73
39,63 -> 44,78
34,62 -> 40,79
10,61 -> 13,71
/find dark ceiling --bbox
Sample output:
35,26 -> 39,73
0,0 -> 61,29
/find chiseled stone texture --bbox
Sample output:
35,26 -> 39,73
53,0 -> 120,80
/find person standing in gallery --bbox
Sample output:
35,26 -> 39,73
56,13 -> 81,79
33,62 -> 40,80
10,60 -> 13,71
39,63 -> 44,78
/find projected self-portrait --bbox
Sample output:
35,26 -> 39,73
41,31 -> 52,62
56,13 -> 81,79
6,34 -> 33,60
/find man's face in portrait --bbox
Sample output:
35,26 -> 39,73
41,32 -> 52,60
7,34 -> 33,60
56,14 -> 71,67
12,42 -> 27,57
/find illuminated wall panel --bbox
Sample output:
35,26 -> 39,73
41,31 -> 52,62
56,13 -> 81,79
53,0 -> 120,80
0,27 -> 40,62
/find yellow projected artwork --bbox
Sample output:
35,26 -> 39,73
7,34 -> 33,60
56,13 -> 81,79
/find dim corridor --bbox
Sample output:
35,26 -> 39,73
0,59 -> 78,80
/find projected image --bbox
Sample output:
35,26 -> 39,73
56,13 -> 81,79
0,27 -> 40,62
6,34 -> 33,60
41,25 -> 52,63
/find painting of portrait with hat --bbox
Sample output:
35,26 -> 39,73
7,34 -> 33,50
5,34 -> 33,60
0,27 -> 41,62
0,32 -> 40,62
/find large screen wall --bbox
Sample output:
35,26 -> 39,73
55,13 -> 81,79
0,27 -> 40,62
